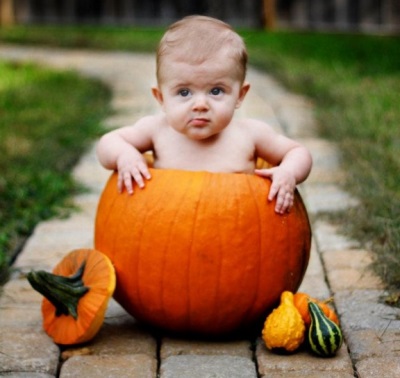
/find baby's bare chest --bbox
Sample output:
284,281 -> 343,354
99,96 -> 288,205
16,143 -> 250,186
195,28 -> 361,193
153,127 -> 256,173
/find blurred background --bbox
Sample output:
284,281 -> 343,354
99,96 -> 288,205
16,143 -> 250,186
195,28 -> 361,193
1,0 -> 399,33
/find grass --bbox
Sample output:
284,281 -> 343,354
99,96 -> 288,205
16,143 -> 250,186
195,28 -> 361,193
0,25 -> 163,52
0,25 -> 399,289
0,59 -> 111,283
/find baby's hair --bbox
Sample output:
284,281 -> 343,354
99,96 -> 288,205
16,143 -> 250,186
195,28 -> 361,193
156,15 -> 248,84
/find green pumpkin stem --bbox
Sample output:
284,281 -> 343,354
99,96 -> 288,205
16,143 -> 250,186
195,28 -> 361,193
27,262 -> 89,319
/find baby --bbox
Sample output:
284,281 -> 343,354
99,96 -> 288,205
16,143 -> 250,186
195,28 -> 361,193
96,15 -> 312,214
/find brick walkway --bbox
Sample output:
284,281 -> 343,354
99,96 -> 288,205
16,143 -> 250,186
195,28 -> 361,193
0,44 -> 399,377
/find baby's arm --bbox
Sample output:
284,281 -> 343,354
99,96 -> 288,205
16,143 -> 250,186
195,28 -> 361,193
96,116 -> 155,194
251,121 -> 312,214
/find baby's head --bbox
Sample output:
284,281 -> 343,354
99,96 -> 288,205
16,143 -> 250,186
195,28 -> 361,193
156,16 -> 248,85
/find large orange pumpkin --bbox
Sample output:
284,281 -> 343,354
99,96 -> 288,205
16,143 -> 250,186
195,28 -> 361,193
94,169 -> 311,335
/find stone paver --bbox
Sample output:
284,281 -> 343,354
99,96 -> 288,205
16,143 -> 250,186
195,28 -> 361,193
60,354 -> 157,378
160,355 -> 257,378
160,338 -> 253,359
1,43 -> 399,377
0,327 -> 59,375
256,339 -> 354,377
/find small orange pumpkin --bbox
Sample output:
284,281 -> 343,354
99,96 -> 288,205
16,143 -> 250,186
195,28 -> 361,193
293,292 -> 339,327
95,169 -> 311,335
27,249 -> 116,345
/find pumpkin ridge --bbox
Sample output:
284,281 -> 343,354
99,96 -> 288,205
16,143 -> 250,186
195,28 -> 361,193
239,175 -> 264,326
158,196 -> 174,327
115,194 -> 138,311
211,173 -> 227,329
95,175 -> 120,260
186,172 -> 205,331
110,194 -> 130,262
134,175 -> 161,320
159,170 -> 193,328
213,174 -> 234,328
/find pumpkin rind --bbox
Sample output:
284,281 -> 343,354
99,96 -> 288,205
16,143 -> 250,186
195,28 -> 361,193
95,169 -> 311,335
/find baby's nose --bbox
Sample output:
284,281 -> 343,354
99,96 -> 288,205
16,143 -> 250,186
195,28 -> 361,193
192,94 -> 209,111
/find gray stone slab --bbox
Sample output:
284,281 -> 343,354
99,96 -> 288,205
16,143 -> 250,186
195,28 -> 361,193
297,240 -> 331,297
275,97 -> 317,138
303,184 -> 359,214
356,357 -> 400,378
0,305 -> 42,328
0,276 -> 43,306
345,328 -> 400,363
334,290 -> 400,333
0,276 -> 43,328
59,354 -> 157,378
256,338 -> 353,375
160,355 -> 257,378
13,218 -> 94,273
0,374 -> 55,378
0,327 -> 59,375
323,249 -> 385,291
302,138 -> 341,171
301,240 -> 325,277
72,144 -> 110,193
297,273 -> 331,299
300,138 -> 346,185
258,372 -> 354,378
88,319 -> 157,357
160,337 -> 253,359
312,220 -> 360,253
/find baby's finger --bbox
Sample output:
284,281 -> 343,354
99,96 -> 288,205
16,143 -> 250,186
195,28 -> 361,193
274,192 -> 285,214
255,168 -> 273,179
123,172 -> 134,194
268,182 -> 280,202
130,168 -> 146,189
137,161 -> 152,181
117,171 -> 132,194
117,175 -> 123,193
275,192 -> 293,214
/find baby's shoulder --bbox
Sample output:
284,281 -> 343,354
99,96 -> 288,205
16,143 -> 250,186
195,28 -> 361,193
134,113 -> 165,127
235,118 -> 276,135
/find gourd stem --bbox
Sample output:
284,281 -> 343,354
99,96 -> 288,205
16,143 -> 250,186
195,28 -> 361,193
27,262 -> 89,319
323,297 -> 334,304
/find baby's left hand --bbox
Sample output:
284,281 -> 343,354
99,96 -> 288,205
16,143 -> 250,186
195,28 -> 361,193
255,167 -> 296,214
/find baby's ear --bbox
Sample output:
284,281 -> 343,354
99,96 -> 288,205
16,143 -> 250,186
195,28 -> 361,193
236,82 -> 250,109
152,87 -> 164,105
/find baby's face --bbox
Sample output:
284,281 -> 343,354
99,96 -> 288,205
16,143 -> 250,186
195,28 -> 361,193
153,49 -> 248,141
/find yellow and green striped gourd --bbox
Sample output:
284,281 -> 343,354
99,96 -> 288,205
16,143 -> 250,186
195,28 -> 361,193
308,301 -> 343,357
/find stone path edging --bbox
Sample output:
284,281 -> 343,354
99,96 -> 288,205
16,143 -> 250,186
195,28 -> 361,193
1,44 -> 399,377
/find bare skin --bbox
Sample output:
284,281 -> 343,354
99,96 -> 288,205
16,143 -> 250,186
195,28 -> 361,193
97,49 -> 312,214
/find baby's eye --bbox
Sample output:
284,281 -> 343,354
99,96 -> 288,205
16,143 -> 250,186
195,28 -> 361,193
178,89 -> 190,97
210,87 -> 223,96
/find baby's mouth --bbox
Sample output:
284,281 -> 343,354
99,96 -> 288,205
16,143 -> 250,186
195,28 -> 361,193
190,118 -> 210,127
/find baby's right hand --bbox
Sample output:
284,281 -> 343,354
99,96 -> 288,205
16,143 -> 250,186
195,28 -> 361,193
116,151 -> 151,194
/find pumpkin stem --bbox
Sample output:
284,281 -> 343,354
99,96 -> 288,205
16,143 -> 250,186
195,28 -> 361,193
27,262 -> 89,319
